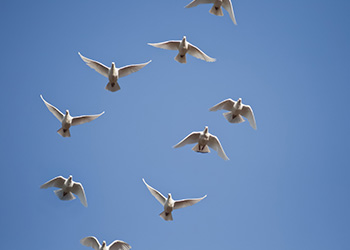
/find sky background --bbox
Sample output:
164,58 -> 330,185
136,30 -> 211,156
1,0 -> 350,249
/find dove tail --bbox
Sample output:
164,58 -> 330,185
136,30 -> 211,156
57,128 -> 71,137
160,211 -> 173,221
209,5 -> 223,16
105,82 -> 121,92
175,53 -> 187,64
192,144 -> 210,153
54,189 -> 76,201
223,112 -> 245,124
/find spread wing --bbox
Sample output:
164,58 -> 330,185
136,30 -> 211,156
185,0 -> 214,8
71,112 -> 104,126
109,240 -> 131,250
78,52 -> 109,78
72,182 -> 88,207
241,105 -> 257,130
80,236 -> 101,250
143,178 -> 166,205
148,41 -> 180,51
208,135 -> 229,160
40,176 -> 65,189
40,95 -> 64,122
173,132 -> 200,148
174,195 -> 207,210
118,60 -> 151,78
209,98 -> 235,111
188,43 -> 216,62
223,0 -> 237,25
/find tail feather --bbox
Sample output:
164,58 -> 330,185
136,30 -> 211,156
175,53 -> 187,64
57,128 -> 71,137
105,82 -> 121,92
192,144 -> 210,153
160,211 -> 173,221
223,112 -> 245,124
54,189 -> 76,201
209,5 -> 223,16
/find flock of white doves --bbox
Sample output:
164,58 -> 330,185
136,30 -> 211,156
39,1 -> 257,249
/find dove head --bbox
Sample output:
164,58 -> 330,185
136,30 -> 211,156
182,36 -> 186,42
238,98 -> 242,103
168,193 -> 172,199
102,241 -> 107,249
204,126 -> 209,134
65,110 -> 70,115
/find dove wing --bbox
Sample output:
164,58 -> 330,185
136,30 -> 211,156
173,132 -> 200,148
241,105 -> 257,130
223,0 -> 237,25
80,236 -> 101,250
208,135 -> 229,160
109,240 -> 132,250
71,112 -> 104,126
78,52 -> 109,78
185,0 -> 214,8
148,41 -> 180,51
72,182 -> 88,207
174,195 -> 207,210
40,176 -> 66,189
209,99 -> 235,111
118,60 -> 151,78
188,43 -> 216,62
40,95 -> 64,122
143,178 -> 166,205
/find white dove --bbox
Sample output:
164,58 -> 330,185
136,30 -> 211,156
185,0 -> 237,25
173,126 -> 229,160
142,179 -> 207,221
209,98 -> 257,130
81,237 -> 131,250
148,36 -> 216,64
40,95 -> 104,137
78,52 -> 151,92
40,175 -> 88,207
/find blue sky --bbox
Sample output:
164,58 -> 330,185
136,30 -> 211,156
1,0 -> 350,249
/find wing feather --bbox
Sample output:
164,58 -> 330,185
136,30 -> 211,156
78,52 -> 109,78
208,135 -> 229,160
188,43 -> 216,62
209,99 -> 235,111
148,41 -> 180,51
118,60 -> 151,78
71,112 -> 104,126
80,236 -> 101,250
173,132 -> 200,148
185,0 -> 214,8
109,240 -> 131,250
174,195 -> 207,210
40,95 -> 64,122
72,182 -> 88,207
222,0 -> 237,25
40,176 -> 65,189
143,178 -> 166,205
241,105 -> 257,130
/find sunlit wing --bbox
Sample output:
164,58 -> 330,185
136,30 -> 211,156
109,240 -> 131,250
72,182 -> 88,207
241,105 -> 257,130
222,0 -> 237,25
188,43 -> 216,62
148,41 -> 180,51
173,132 -> 200,148
40,176 -> 65,189
71,112 -> 104,126
40,95 -> 64,122
174,195 -> 207,210
185,0 -> 214,8
118,60 -> 151,78
80,236 -> 101,250
209,98 -> 235,111
143,178 -> 166,205
208,135 -> 229,160
78,52 -> 109,78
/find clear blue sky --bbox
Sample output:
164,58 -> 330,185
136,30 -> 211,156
1,0 -> 350,249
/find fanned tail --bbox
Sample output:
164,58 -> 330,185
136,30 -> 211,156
57,128 -> 71,137
54,189 -> 76,201
105,82 -> 121,92
192,144 -> 210,153
223,112 -> 245,124
175,53 -> 187,64
159,211 -> 173,221
209,5 -> 223,16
